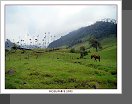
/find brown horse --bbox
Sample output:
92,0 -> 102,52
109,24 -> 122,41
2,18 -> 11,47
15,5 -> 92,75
91,54 -> 100,62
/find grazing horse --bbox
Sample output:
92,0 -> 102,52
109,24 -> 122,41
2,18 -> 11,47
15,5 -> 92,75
91,54 -> 100,62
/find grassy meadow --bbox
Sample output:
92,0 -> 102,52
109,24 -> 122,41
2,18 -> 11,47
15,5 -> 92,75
5,38 -> 117,89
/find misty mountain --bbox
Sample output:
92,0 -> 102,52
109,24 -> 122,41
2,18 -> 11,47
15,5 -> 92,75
48,20 -> 117,48
5,39 -> 42,50
5,39 -> 14,49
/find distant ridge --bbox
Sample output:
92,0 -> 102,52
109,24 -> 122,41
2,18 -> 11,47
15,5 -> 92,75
48,20 -> 117,48
5,39 -> 14,49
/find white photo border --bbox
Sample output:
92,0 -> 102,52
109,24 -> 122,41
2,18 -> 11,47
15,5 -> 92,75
0,0 -> 122,94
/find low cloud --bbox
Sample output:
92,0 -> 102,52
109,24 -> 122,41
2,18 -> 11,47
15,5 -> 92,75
5,5 -> 117,45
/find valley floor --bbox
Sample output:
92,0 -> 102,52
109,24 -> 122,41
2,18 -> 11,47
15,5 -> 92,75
5,45 -> 117,89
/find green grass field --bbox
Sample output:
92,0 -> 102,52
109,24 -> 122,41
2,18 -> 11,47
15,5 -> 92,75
5,38 -> 117,89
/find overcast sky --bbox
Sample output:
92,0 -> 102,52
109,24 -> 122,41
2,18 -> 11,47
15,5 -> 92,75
5,5 -> 117,46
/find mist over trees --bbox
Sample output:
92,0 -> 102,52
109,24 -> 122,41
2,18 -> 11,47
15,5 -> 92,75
48,19 -> 117,48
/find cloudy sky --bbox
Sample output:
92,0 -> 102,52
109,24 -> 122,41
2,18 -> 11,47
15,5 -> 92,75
5,5 -> 117,46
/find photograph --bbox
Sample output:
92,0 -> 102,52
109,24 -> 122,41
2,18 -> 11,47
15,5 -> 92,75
1,1 -> 122,94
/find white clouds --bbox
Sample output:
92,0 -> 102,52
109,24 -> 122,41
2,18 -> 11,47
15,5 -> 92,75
5,5 -> 117,44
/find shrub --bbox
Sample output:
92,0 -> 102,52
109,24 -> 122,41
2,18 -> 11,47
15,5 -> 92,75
80,46 -> 85,52
70,48 -> 76,53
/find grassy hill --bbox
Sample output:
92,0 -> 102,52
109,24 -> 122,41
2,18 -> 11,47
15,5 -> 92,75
48,20 -> 117,48
5,37 -> 117,89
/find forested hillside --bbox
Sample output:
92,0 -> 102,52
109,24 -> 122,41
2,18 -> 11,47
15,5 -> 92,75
48,20 -> 117,48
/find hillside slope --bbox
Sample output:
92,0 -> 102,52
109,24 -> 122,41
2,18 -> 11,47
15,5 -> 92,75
48,21 -> 117,48
5,36 -> 117,89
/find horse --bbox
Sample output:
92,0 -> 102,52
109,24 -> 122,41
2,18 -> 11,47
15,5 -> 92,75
91,54 -> 100,62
